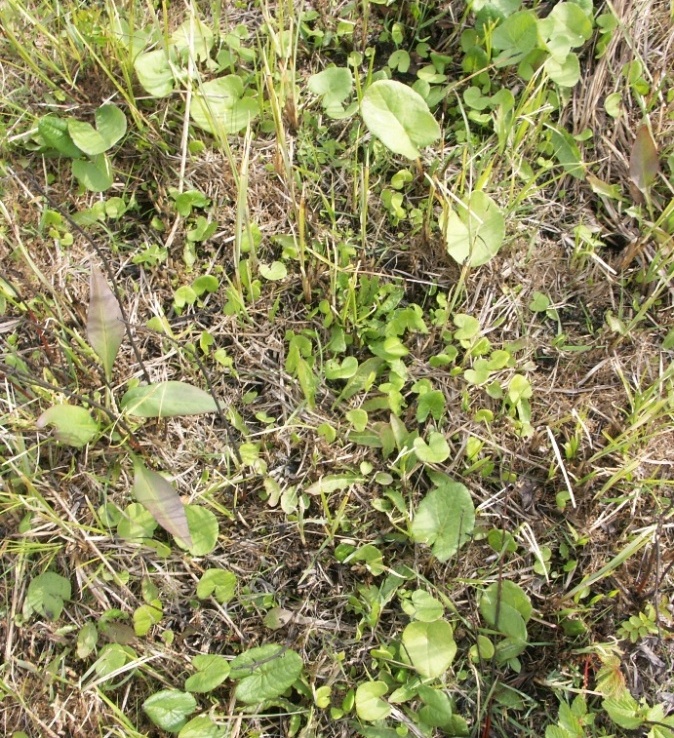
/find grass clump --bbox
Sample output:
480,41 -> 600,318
1,0 -> 674,737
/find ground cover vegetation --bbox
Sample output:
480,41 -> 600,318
1,0 -> 674,735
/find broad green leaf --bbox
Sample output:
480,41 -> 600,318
361,79 -> 440,159
185,654 -> 230,693
95,104 -> 127,149
38,115 -> 83,158
416,390 -> 445,422
93,643 -> 135,682
72,153 -> 114,192
180,505 -> 218,555
117,502 -> 157,541
413,431 -> 450,463
355,681 -> 391,722
308,67 -> 353,116
143,690 -> 197,732
68,119 -> 109,156
629,123 -> 659,195
23,572 -> 71,620
134,49 -> 175,98
544,54 -> 581,87
411,479 -> 475,561
178,715 -> 226,738
258,261 -> 287,280
87,262 -> 124,379
417,685 -> 460,729
133,602 -> 162,636
191,76 -> 258,135
549,126 -> 585,179
230,644 -> 303,703
305,473 -> 363,495
36,404 -> 99,448
491,10 -> 539,67
121,381 -> 218,417
196,569 -> 237,603
401,590 -> 444,622
442,191 -> 505,267
402,619 -> 456,678
602,693 -> 643,730
545,2 -> 593,49
171,17 -> 214,61
325,356 -> 358,380
133,459 -> 193,548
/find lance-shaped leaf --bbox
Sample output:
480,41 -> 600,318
133,458 -> 193,548
121,381 -> 219,417
87,263 -> 124,379
629,123 -> 659,197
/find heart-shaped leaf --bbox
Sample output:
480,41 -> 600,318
132,459 -> 193,548
190,76 -> 258,135
185,654 -> 230,693
134,49 -> 175,98
87,263 -> 124,379
411,477 -> 475,561
361,79 -> 440,159
121,381 -> 218,417
229,644 -> 303,703
413,431 -> 450,463
143,690 -> 196,733
355,681 -> 392,722
402,619 -> 456,678
443,190 -> 505,267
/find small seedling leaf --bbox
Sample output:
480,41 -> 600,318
411,478 -> 475,561
305,473 -> 363,495
134,49 -> 175,97
443,191 -> 505,267
37,404 -> 99,448
185,654 -> 230,693
24,572 -> 71,620
230,644 -> 303,703
355,681 -> 392,722
413,431 -> 450,463
121,381 -> 218,417
133,459 -> 193,548
258,261 -> 287,280
143,690 -> 197,732
117,502 -> 158,542
178,715 -> 226,738
72,154 -> 114,192
87,263 -> 124,379
133,603 -> 162,636
197,569 -> 237,603
402,619 -> 456,678
629,123 -> 659,196
361,79 -> 440,160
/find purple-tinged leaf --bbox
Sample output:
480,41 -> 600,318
121,381 -> 218,417
629,123 -> 659,197
133,459 -> 193,549
87,263 -> 124,379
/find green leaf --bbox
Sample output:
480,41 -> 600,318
38,115 -> 83,158
134,49 -> 175,97
191,76 -> 258,135
491,10 -> 539,67
401,590 -> 444,622
355,681 -> 391,722
325,356 -> 358,380
133,603 -> 162,636
185,654 -> 231,693
414,431 -> 450,463
87,263 -> 124,380
602,693 -> 643,730
178,715 -> 226,738
549,126 -> 585,179
442,190 -> 505,267
77,621 -> 99,659
117,502 -> 157,541
180,505 -> 218,555
143,690 -> 197,732
171,17 -> 214,61
133,459 -> 193,548
417,685 -> 459,729
196,569 -> 237,603
402,619 -> 456,678
36,404 -> 99,448
68,119 -> 109,156
230,644 -> 303,703
258,261 -> 287,280
305,473 -> 363,495
72,153 -> 113,192
95,104 -> 127,148
416,390 -> 445,422
411,478 -> 475,561
23,572 -> 71,620
308,67 -> 353,116
361,79 -> 440,159
121,381 -> 218,417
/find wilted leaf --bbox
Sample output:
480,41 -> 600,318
361,79 -> 440,159
121,381 -> 218,417
133,458 -> 193,548
87,263 -> 124,379
629,123 -> 659,197
37,404 -> 99,448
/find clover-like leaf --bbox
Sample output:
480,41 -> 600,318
196,569 -> 237,603
23,572 -> 71,620
413,431 -> 450,463
361,79 -> 440,159
134,49 -> 175,97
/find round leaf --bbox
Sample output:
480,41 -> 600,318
178,715 -> 226,738
258,261 -> 287,281
443,191 -> 505,267
24,572 -> 71,620
355,681 -> 391,722
185,654 -> 230,693
411,479 -> 475,561
402,619 -> 456,678
196,569 -> 237,603
191,76 -> 258,135
143,690 -> 196,732
134,49 -> 175,97
68,119 -> 109,156
361,80 -> 440,159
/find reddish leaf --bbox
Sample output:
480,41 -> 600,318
629,123 -> 659,196
133,459 -> 193,549
87,263 -> 124,379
